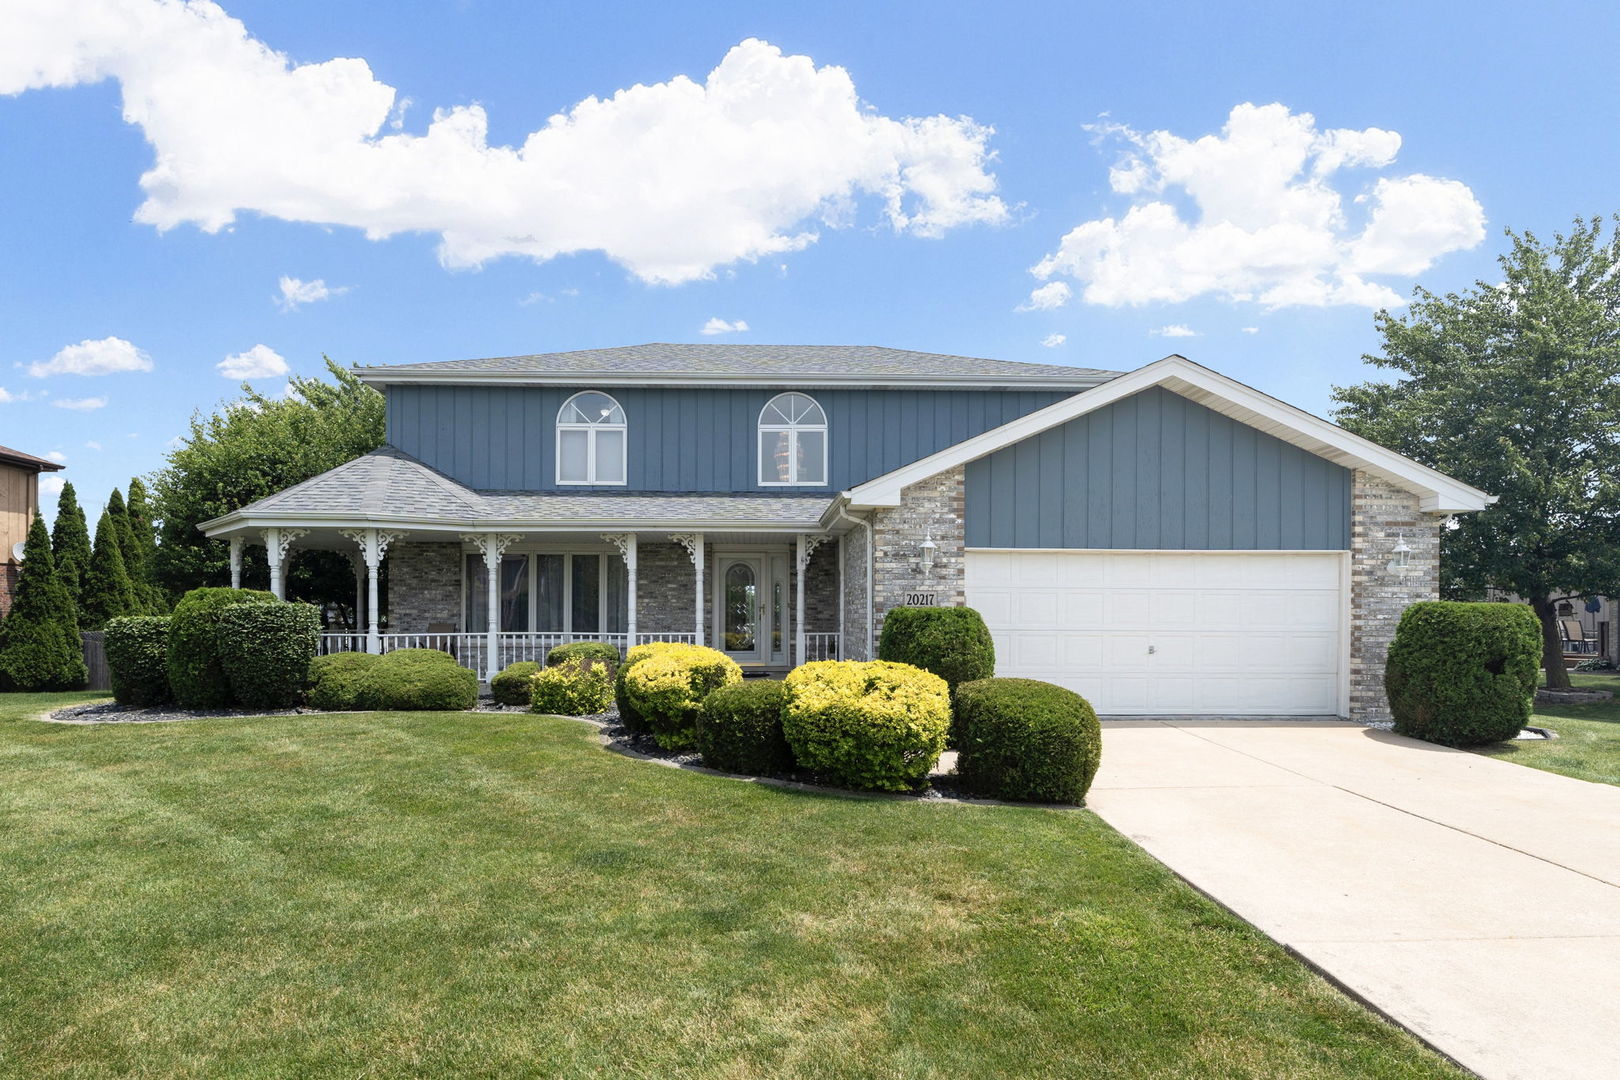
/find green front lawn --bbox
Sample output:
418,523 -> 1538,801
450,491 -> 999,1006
0,694 -> 1461,1079
1478,672 -> 1620,786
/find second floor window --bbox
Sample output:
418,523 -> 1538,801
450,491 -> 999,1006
556,391 -> 627,485
759,392 -> 827,486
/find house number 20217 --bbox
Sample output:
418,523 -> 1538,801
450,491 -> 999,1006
903,592 -> 939,607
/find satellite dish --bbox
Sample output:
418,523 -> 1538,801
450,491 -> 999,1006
12,541 -> 25,562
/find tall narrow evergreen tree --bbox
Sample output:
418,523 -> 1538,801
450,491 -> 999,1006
49,481 -> 92,610
80,508 -> 139,631
0,514 -> 86,690
123,478 -> 163,612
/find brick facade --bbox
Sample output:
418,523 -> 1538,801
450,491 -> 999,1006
0,561 -> 17,620
1348,470 -> 1443,722
385,541 -> 463,633
636,540 -> 709,637
840,527 -> 871,659
871,465 -> 966,640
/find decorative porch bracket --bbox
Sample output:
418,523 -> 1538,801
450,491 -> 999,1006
668,533 -> 705,647
794,534 -> 830,667
462,533 -> 522,680
260,527 -> 308,600
340,528 -> 407,655
601,534 -> 638,652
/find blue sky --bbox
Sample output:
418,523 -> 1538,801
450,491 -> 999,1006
4,0 -> 1618,519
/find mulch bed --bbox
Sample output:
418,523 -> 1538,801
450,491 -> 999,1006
46,701 -> 314,724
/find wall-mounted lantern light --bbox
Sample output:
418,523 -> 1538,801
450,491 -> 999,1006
1390,539 -> 1411,570
919,530 -> 937,576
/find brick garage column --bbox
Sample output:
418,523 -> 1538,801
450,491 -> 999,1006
1348,470 -> 1444,722
870,465 -> 966,642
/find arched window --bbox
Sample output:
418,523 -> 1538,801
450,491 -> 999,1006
556,391 -> 627,485
758,392 -> 827,486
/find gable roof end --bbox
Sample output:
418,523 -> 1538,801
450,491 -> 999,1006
843,355 -> 1495,515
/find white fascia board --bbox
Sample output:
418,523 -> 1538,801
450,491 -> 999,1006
845,355 -> 1495,514
200,513 -> 831,538
354,369 -> 1115,392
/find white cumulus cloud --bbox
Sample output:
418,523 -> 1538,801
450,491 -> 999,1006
700,317 -> 750,336
0,387 -> 18,402
40,475 -> 66,499
1151,324 -> 1198,338
1040,333 -> 1066,348
1241,326 -> 1260,334
1,4 -> 1007,284
53,396 -> 108,410
1018,281 -> 1072,311
276,275 -> 348,311
217,344 -> 289,379
46,450 -> 67,462
85,440 -> 102,449
29,336 -> 152,377
1029,103 -> 1485,310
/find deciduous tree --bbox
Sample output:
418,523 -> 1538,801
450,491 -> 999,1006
1333,217 -> 1620,687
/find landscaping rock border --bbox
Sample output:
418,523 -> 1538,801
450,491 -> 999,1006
1534,686 -> 1613,706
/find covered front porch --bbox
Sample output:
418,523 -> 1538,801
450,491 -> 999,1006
297,528 -> 847,678
198,448 -> 873,680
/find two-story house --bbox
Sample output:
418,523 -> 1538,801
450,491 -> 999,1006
199,345 -> 1491,721
1,443 -> 65,618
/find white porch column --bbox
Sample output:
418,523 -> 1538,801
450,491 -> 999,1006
341,528 -> 404,654
261,527 -> 306,600
605,534 -> 635,650
669,533 -> 704,647
229,536 -> 244,589
463,533 -> 520,680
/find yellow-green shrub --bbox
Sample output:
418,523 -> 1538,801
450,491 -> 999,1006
530,659 -> 615,716
781,660 -> 950,792
619,643 -> 742,750
614,641 -> 686,735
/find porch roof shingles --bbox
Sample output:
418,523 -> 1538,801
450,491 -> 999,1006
216,447 -> 833,529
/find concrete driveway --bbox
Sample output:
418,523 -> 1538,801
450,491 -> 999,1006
1087,720 -> 1620,1080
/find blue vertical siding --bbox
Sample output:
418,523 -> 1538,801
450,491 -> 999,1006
964,386 -> 1351,550
386,385 -> 1071,492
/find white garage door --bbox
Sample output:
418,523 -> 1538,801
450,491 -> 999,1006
964,550 -> 1345,716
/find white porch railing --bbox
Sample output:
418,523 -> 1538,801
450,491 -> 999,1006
319,629 -> 842,676
635,632 -> 697,645
804,632 -> 841,662
319,633 -> 366,654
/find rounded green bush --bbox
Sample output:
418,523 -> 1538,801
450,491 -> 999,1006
306,652 -> 381,711
952,678 -> 1101,803
877,606 -> 996,689
491,661 -> 542,706
782,660 -> 950,792
620,643 -> 742,751
546,641 -> 622,668
530,659 -> 615,715
104,615 -> 173,706
357,649 -> 478,711
166,587 -> 279,708
218,602 -> 320,710
614,641 -> 685,736
696,679 -> 792,776
1386,601 -> 1540,747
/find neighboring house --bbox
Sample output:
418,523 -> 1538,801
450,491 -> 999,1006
200,346 -> 1492,721
0,444 -> 65,618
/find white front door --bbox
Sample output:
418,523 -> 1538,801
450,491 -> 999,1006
715,555 -> 766,663
965,550 -> 1346,716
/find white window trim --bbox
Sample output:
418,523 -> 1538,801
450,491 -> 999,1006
757,393 -> 828,487
556,391 -> 627,486
462,545 -> 628,635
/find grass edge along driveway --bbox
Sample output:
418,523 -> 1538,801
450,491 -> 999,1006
1480,672 -> 1620,787
0,693 -> 1464,1080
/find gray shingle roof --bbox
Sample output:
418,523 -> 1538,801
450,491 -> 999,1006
356,343 -> 1119,382
223,448 -> 833,528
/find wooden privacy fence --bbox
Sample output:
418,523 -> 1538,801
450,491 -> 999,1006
81,631 -> 110,691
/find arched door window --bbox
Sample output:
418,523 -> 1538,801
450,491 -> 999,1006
758,393 -> 827,486
556,391 -> 627,485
